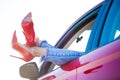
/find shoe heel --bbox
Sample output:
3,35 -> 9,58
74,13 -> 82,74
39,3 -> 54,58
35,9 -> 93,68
11,31 -> 34,62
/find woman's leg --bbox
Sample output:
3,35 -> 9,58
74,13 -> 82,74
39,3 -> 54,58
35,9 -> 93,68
41,48 -> 85,66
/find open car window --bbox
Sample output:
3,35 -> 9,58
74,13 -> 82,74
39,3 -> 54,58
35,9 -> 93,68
65,19 -> 95,52
53,19 -> 96,70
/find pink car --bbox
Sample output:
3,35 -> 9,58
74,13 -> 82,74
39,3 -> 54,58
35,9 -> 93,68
20,0 -> 120,80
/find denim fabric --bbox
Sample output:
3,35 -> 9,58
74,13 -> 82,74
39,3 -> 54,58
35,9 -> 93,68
39,40 -> 85,66
39,40 -> 55,48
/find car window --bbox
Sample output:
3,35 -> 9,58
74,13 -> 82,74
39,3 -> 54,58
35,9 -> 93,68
53,19 -> 96,70
66,19 -> 95,52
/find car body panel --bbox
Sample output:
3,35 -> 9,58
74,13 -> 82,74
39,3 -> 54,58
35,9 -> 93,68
76,39 -> 120,80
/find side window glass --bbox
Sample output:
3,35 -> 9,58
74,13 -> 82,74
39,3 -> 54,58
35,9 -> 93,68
65,19 -> 95,52
115,30 -> 120,39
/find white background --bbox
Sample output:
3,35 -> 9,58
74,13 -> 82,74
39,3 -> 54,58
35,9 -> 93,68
0,0 -> 102,79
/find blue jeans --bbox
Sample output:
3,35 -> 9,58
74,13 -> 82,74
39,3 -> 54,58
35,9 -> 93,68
39,41 -> 85,66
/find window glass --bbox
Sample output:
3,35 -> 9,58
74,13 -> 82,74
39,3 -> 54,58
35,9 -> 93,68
115,30 -> 120,39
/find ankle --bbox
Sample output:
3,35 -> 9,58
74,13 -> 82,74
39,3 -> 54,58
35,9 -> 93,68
31,47 -> 47,57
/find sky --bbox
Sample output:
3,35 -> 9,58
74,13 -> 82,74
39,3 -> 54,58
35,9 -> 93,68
0,0 -> 103,79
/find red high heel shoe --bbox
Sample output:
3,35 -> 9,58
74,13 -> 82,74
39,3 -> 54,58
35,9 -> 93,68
10,31 -> 34,62
10,12 -> 36,62
21,12 -> 36,46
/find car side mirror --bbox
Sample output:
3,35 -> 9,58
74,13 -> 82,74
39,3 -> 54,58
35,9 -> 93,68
19,62 -> 39,80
